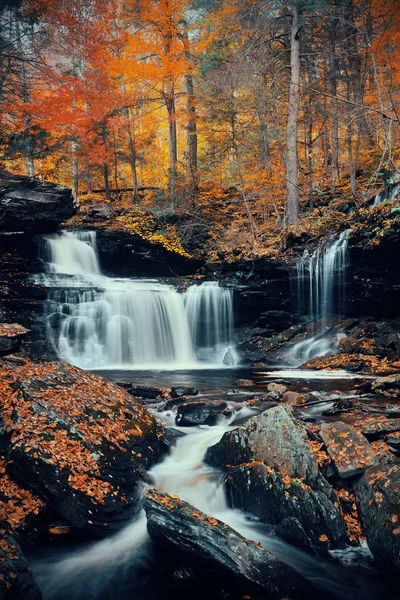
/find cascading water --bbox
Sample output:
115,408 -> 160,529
32,405 -> 383,600
291,231 -> 349,362
36,231 -> 238,369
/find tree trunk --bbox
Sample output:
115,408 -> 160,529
285,2 -> 301,226
329,8 -> 340,185
72,138 -> 79,203
103,163 -> 111,202
16,18 -> 35,177
165,80 -> 178,207
186,73 -> 198,197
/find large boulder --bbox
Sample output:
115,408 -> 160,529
226,462 -> 347,552
320,422 -> 378,479
356,462 -> 400,571
0,530 -> 42,599
205,406 -> 330,493
0,361 -> 165,537
143,490 -> 317,599
0,170 -> 75,232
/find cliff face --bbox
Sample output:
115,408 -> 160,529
0,170 -> 75,232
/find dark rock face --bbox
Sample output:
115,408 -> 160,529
356,462 -> 400,570
0,361 -> 165,537
0,171 -> 75,232
205,406 -> 329,493
143,490 -> 317,599
346,222 -> 400,318
176,401 -> 230,427
320,422 -> 378,479
226,463 -> 347,552
95,228 -> 203,277
0,232 -> 51,360
0,531 -> 42,599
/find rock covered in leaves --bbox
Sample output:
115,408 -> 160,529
0,323 -> 29,357
225,462 -> 347,552
0,361 -> 165,537
205,406 -> 330,493
0,459 -> 45,532
356,462 -> 400,570
0,531 -> 42,599
143,490 -> 316,599
319,422 -> 378,479
0,170 -> 75,232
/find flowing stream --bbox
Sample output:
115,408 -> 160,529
32,405 -> 388,600
36,231 -> 237,369
290,231 -> 349,362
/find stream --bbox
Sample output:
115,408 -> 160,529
28,229 -> 397,599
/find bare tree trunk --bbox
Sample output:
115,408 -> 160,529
72,138 -> 79,203
16,18 -> 35,177
165,80 -> 178,207
285,2 -> 301,226
186,72 -> 198,198
329,8 -> 340,185
103,163 -> 111,202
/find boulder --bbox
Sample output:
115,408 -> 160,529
226,462 -> 347,552
0,170 -> 75,232
355,416 -> 400,439
356,462 -> 400,570
205,406 -> 330,494
176,401 -> 231,427
0,323 -> 29,357
143,490 -> 317,599
320,422 -> 378,479
0,361 -> 165,537
267,382 -> 287,396
282,391 -> 306,405
0,530 -> 42,599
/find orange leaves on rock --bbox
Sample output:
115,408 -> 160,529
319,534 -> 329,542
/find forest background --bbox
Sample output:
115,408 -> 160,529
0,0 -> 399,259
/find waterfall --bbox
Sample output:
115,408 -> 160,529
184,282 -> 237,363
291,231 -> 349,362
36,231 -> 238,369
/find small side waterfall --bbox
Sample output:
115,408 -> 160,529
291,231 -> 349,362
37,231 -> 238,369
185,282 -> 237,363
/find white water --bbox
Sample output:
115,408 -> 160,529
33,408 -> 377,600
36,231 -> 238,370
291,231 -> 349,363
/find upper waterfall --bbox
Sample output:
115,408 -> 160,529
291,230 -> 349,362
37,230 -> 238,370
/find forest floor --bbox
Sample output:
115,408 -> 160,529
65,178 -> 400,264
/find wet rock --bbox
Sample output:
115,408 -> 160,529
275,518 -> 316,554
356,462 -> 400,571
0,323 -> 29,357
121,385 -> 164,400
226,462 -> 347,552
267,382 -> 287,396
0,170 -> 75,232
176,401 -> 230,427
320,422 -> 378,479
205,406 -> 330,494
143,489 -> 317,599
282,391 -> 306,405
0,362 -> 165,537
337,337 -> 358,353
170,387 -> 198,398
0,530 -> 42,599
355,416 -> 400,439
